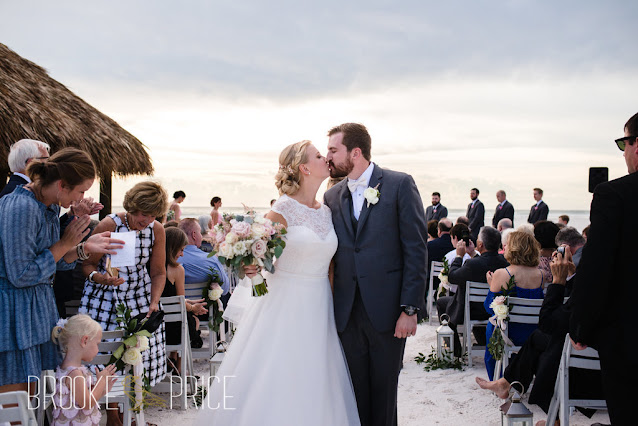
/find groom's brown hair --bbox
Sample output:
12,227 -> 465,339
328,123 -> 371,161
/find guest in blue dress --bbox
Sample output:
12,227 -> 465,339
0,148 -> 123,393
484,231 -> 545,380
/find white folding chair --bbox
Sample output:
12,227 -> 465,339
0,391 -> 36,425
86,329 -> 144,426
183,282 -> 228,360
546,334 -> 607,425
493,297 -> 543,379
34,369 -> 55,426
154,295 -> 195,409
427,261 -> 445,325
463,281 -> 490,367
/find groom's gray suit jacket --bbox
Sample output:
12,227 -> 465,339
324,164 -> 428,333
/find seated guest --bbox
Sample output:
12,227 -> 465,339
444,223 -> 475,265
484,231 -> 545,380
437,226 -> 508,356
163,227 -> 207,369
497,218 -> 513,233
534,220 -> 560,288
425,192 -> 448,222
426,220 -> 439,242
581,224 -> 590,241
555,226 -> 585,267
476,247 -> 603,416
198,214 -> 215,252
499,228 -> 514,254
177,218 -> 230,293
558,214 -> 570,225
427,219 -> 453,263
516,223 -> 535,235
456,216 -> 470,227
0,138 -> 50,199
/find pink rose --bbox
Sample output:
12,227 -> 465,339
231,221 -> 252,238
493,295 -> 506,305
251,239 -> 268,259
215,231 -> 226,244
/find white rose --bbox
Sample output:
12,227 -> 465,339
219,242 -> 234,259
493,304 -> 509,319
233,241 -> 248,256
253,215 -> 266,224
225,232 -> 239,245
208,284 -> 223,301
251,223 -> 267,239
136,335 -> 150,352
122,347 -> 142,365
438,272 -> 448,284
363,187 -> 380,205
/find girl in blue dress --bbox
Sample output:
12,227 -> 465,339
484,231 -> 545,380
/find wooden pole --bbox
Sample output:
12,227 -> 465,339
99,172 -> 112,220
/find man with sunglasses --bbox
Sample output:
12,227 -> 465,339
569,112 -> 638,425
0,138 -> 50,199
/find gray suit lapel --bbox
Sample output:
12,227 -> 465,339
355,164 -> 383,240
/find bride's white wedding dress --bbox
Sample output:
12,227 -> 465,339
196,195 -> 360,426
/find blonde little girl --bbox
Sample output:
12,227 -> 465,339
50,314 -> 117,425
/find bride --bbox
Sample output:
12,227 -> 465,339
195,140 -> 360,425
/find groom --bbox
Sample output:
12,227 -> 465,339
324,123 -> 428,426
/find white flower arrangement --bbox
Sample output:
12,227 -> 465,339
363,184 -> 380,207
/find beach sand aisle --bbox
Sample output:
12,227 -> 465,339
142,322 -> 609,425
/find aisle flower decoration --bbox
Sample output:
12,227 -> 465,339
210,208 -> 286,297
487,276 -> 517,360
202,267 -> 224,332
436,257 -> 450,298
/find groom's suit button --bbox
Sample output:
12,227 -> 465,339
355,248 -> 360,253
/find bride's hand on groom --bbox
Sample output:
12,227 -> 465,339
394,313 -> 417,339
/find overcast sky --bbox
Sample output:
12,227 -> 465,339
1,0 -> 637,214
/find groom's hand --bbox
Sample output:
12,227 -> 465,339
394,313 -> 417,339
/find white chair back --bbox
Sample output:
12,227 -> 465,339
0,391 -> 36,425
464,281 -> 490,367
546,334 -> 607,425
427,261 -> 445,324
506,297 -> 544,324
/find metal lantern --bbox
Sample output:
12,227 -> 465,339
436,313 -> 454,359
499,382 -> 533,426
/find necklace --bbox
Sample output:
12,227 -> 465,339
124,212 -> 132,231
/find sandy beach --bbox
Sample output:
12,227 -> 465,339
140,322 -> 609,426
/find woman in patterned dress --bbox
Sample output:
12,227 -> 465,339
79,181 -> 168,426
0,148 -> 123,395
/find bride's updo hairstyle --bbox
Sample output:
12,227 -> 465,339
275,140 -> 312,196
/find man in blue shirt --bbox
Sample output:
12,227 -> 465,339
178,218 -> 230,295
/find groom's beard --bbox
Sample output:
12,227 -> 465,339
329,157 -> 354,178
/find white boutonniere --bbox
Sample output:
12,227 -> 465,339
363,184 -> 380,207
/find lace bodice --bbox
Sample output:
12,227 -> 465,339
270,195 -> 337,276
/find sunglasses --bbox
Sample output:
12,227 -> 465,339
615,136 -> 637,152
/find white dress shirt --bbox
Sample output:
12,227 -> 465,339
348,162 -> 375,220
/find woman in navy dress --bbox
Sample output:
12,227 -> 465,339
0,148 -> 122,394
484,231 -> 545,380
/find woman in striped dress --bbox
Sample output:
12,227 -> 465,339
79,181 -> 168,425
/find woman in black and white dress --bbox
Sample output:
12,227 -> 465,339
79,181 -> 168,425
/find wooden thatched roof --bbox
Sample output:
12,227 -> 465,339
0,43 -> 153,178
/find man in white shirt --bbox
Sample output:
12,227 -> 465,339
0,139 -> 50,199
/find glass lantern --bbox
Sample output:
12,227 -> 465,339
499,381 -> 533,426
436,313 -> 454,359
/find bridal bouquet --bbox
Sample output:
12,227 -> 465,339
210,210 -> 286,297
487,276 -> 516,360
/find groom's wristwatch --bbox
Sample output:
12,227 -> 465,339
402,305 -> 419,316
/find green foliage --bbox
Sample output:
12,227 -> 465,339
414,346 -> 464,371
488,327 -> 505,361
193,385 -> 208,408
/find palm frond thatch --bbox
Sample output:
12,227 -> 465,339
0,43 -> 153,178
